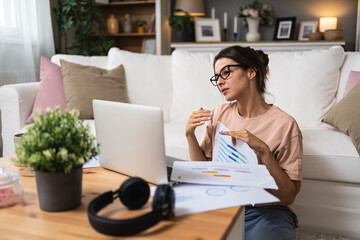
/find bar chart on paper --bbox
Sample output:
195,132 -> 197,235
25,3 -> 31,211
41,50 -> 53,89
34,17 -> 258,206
213,122 -> 258,165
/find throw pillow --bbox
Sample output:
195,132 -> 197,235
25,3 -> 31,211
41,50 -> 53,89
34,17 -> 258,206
322,81 -> 360,155
25,56 -> 66,124
107,48 -> 172,122
343,70 -> 360,97
60,59 -> 128,119
266,46 -> 345,128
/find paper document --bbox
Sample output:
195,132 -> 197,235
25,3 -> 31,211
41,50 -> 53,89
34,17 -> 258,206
151,184 -> 279,216
171,161 -> 278,189
213,122 -> 258,165
83,155 -> 100,168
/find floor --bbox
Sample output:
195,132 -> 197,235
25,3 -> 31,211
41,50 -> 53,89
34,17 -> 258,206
296,228 -> 355,240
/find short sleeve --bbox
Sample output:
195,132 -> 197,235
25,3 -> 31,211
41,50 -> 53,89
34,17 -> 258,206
276,135 -> 303,181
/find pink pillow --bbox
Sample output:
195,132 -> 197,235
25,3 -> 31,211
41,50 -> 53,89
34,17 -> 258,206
343,70 -> 360,97
25,57 -> 66,123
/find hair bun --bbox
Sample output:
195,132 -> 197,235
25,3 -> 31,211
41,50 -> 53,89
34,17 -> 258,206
255,50 -> 269,68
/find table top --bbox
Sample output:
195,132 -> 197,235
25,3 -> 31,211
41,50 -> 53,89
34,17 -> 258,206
0,155 -> 243,240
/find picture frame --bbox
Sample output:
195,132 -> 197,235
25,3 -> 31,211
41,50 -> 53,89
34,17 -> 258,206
273,17 -> 297,40
141,38 -> 156,54
298,21 -> 318,40
194,18 -> 221,42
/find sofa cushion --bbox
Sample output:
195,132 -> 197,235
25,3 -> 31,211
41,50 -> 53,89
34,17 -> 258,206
60,59 -> 128,119
51,54 -> 108,69
107,48 -> 172,122
169,50 -> 223,122
322,81 -> 360,155
25,57 -> 66,124
266,46 -> 345,128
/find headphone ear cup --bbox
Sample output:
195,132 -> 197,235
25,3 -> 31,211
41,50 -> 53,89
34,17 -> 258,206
119,177 -> 150,210
152,184 -> 175,219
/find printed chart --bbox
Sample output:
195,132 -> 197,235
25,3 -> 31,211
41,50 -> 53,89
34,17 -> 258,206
213,122 -> 258,165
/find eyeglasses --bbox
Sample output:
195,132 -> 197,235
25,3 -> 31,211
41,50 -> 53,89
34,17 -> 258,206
210,64 -> 245,86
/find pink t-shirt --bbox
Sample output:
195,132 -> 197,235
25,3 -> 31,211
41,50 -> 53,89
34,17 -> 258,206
200,102 -> 303,181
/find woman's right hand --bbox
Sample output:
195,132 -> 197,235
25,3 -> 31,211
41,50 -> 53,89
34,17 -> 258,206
185,107 -> 213,137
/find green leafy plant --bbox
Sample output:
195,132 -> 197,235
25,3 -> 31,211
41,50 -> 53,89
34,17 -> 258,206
238,0 -> 275,26
136,20 -> 147,27
53,0 -> 114,55
15,107 -> 99,173
168,9 -> 194,33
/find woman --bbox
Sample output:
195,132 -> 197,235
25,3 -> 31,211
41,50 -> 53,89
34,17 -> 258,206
185,46 -> 303,240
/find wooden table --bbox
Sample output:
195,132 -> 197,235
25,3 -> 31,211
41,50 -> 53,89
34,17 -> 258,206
0,155 -> 244,240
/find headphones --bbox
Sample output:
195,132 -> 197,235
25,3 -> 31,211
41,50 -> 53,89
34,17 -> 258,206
87,177 -> 175,236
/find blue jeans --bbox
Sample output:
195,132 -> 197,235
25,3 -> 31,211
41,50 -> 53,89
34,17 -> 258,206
245,205 -> 296,240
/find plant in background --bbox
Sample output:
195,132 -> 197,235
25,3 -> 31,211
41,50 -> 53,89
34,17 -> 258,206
136,20 -> 147,27
53,0 -> 114,55
168,9 -> 194,33
239,0 -> 275,26
16,107 -> 99,173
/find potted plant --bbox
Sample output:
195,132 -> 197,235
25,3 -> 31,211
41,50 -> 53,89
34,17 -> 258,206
136,20 -> 147,33
52,0 -> 114,55
15,107 -> 99,212
168,9 -> 195,42
238,0 -> 275,41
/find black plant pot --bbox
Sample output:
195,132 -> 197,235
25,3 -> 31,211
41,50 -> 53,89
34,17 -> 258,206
174,28 -> 195,42
35,166 -> 83,212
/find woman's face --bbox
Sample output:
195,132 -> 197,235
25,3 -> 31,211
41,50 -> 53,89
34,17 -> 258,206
214,57 -> 252,102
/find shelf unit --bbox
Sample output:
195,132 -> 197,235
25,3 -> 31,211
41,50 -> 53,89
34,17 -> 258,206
170,40 -> 346,52
96,0 -> 171,55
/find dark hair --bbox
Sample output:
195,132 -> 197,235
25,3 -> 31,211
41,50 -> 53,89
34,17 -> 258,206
213,45 -> 269,95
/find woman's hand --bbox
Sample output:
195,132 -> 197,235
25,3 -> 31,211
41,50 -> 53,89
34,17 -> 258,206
185,108 -> 213,137
219,129 -> 270,156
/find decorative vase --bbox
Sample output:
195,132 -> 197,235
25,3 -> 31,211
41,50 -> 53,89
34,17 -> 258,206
35,166 -> 83,212
123,14 -> 132,33
245,17 -> 261,42
106,14 -> 118,35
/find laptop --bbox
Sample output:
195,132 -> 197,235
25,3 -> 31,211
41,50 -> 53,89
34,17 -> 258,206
93,99 -> 178,185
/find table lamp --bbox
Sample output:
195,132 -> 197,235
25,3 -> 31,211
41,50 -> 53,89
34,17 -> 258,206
174,0 -> 205,16
319,17 -> 343,40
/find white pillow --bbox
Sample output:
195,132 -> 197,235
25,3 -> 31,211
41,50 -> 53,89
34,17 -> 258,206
50,54 -> 108,69
266,46 -> 345,128
107,48 -> 172,122
169,50 -> 225,122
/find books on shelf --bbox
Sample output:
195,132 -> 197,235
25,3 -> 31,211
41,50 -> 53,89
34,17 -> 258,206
148,13 -> 155,33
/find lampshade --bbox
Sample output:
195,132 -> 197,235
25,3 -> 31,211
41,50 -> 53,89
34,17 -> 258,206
319,17 -> 338,32
174,0 -> 205,16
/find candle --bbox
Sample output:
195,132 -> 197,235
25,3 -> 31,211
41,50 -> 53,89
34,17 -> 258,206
224,12 -> 227,29
234,16 -> 237,33
211,7 -> 215,19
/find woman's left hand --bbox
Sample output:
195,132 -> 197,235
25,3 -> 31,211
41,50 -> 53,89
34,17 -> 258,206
219,129 -> 269,156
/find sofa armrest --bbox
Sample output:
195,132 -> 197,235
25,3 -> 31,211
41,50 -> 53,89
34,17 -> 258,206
0,82 -> 39,156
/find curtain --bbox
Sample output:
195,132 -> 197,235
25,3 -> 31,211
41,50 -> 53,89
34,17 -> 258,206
0,0 -> 55,86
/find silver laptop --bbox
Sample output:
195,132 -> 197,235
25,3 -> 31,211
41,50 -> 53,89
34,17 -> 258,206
93,99 -> 170,185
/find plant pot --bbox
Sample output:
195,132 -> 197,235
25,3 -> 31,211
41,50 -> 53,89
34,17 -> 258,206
137,26 -> 145,33
35,166 -> 83,212
174,28 -> 195,42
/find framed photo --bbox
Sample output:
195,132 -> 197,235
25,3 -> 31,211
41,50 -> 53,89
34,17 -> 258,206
141,38 -> 156,54
194,18 -> 221,42
298,21 -> 318,40
273,17 -> 296,40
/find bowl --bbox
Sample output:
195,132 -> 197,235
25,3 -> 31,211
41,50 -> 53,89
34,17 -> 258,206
324,29 -> 344,40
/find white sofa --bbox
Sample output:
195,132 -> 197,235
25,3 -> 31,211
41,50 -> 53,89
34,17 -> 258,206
1,46 -> 360,238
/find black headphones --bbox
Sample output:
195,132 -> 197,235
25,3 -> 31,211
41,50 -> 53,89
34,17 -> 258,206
87,177 -> 175,236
